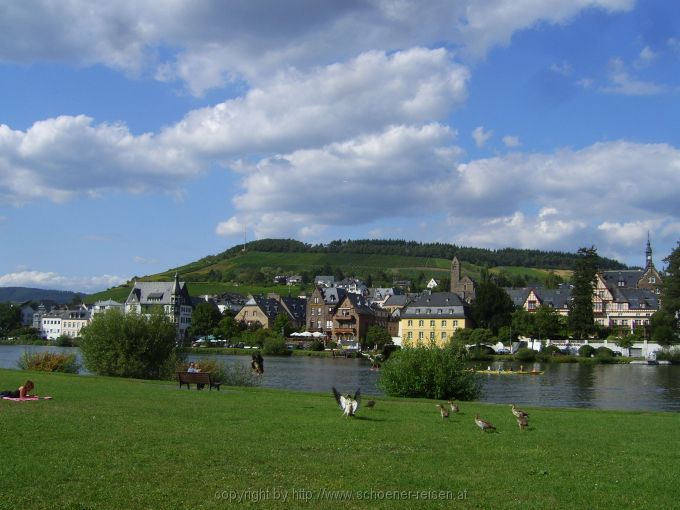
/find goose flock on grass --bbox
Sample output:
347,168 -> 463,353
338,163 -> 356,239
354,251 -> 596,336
332,387 -> 532,432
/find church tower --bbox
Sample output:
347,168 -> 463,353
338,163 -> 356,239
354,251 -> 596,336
638,235 -> 662,294
450,257 -> 461,291
645,233 -> 653,271
450,256 -> 476,303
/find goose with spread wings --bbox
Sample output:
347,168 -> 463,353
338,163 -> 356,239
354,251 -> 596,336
332,387 -> 361,417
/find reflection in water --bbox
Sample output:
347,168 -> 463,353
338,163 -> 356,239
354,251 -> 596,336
1,345 -> 678,412
189,354 -> 382,395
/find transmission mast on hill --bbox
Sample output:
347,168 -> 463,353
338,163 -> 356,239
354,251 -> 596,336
242,224 -> 247,252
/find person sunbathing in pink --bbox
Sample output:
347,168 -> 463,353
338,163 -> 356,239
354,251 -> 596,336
1,379 -> 35,399
0,380 -> 52,400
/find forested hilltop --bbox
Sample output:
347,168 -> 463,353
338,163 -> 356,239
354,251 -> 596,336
87,238 -> 629,303
197,239 -> 628,271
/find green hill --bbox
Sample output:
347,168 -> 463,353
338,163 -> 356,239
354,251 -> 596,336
86,238 -> 627,303
0,287 -> 86,304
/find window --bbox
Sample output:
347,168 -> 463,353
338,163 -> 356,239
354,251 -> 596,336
453,320 -> 458,327
429,332 -> 435,340
430,320 -> 435,327
418,320 -> 424,327
418,332 -> 424,340
649,277 -> 656,284
415,309 -> 420,314
407,320 -> 413,326
441,332 -> 447,339
441,320 -> 447,327
407,331 -> 412,339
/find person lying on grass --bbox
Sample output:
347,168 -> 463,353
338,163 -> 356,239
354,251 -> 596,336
1,380 -> 35,399
0,380 -> 52,400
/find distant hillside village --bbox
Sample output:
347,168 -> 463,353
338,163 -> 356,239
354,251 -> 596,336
8,240 -> 666,358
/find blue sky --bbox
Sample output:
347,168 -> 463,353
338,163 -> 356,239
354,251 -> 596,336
1,0 -> 679,293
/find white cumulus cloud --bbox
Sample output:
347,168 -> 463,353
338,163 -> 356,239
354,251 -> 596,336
0,271 -> 125,293
472,126 -> 493,148
0,0 -> 634,95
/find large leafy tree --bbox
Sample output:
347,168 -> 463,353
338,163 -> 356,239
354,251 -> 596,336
511,309 -> 536,338
0,303 -> 22,338
80,309 -> 180,379
471,270 -> 515,334
273,313 -> 291,337
650,310 -> 677,346
661,242 -> 680,327
365,325 -> 392,350
189,302 -> 222,337
534,306 -> 562,340
215,315 -> 243,341
568,246 -> 598,339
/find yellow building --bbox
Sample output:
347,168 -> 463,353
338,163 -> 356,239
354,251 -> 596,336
399,292 -> 470,347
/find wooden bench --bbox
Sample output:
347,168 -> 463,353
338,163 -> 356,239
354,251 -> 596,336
177,372 -> 222,391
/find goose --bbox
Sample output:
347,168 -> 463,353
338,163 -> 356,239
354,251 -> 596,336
448,401 -> 460,413
436,404 -> 450,419
475,414 -> 496,432
332,387 -> 360,417
511,404 -> 528,419
251,352 -> 264,375
517,415 -> 528,431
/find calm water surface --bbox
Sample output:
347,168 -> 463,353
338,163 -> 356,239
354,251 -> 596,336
2,345 -> 678,412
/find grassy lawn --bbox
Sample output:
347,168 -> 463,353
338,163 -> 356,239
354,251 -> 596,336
2,369 -> 677,509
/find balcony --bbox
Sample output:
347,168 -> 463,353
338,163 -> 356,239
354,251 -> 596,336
335,327 -> 356,334
335,315 -> 354,322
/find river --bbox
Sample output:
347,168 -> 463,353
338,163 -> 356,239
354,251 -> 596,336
2,345 -> 678,412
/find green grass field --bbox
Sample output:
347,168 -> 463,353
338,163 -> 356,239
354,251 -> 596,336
1,369 -> 677,509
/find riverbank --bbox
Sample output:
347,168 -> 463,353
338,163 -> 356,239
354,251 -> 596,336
484,354 -> 637,364
1,368 -> 677,509
184,346 -> 336,357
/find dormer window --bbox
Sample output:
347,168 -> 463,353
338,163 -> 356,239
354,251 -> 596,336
649,277 -> 656,284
